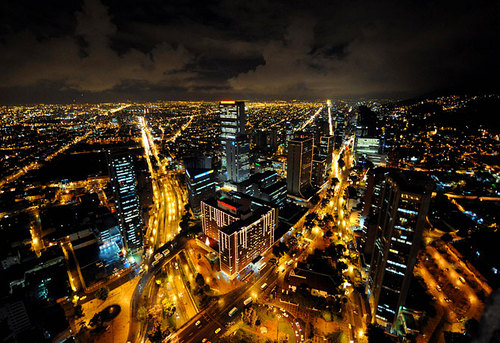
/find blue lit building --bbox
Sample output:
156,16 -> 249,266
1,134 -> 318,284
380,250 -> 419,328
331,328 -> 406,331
186,168 -> 216,215
108,152 -> 143,252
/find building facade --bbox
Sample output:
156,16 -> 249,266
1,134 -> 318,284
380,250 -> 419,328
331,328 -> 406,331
318,135 -> 334,171
287,136 -> 313,197
367,171 -> 433,332
201,197 -> 239,242
355,137 -> 386,166
186,168 -> 216,215
334,111 -> 346,149
226,134 -> 250,183
200,194 -> 277,278
108,152 -> 143,252
219,100 -> 246,168
311,135 -> 334,187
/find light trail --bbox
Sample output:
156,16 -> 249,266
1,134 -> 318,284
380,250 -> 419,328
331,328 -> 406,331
166,115 -> 195,143
299,106 -> 323,131
327,99 -> 333,135
108,104 -> 131,114
138,116 -> 156,178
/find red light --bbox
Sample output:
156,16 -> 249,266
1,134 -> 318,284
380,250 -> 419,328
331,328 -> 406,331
217,200 -> 237,212
220,100 -> 236,105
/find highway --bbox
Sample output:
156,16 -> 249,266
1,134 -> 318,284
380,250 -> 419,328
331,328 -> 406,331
140,116 -> 185,253
127,114 -> 194,342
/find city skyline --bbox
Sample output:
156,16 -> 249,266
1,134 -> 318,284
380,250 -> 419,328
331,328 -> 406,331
1,96 -> 498,343
0,0 -> 499,342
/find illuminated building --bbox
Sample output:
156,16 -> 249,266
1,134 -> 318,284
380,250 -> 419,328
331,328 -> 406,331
260,181 -> 287,207
200,193 -> 277,278
317,135 -> 334,171
311,159 -> 327,188
219,100 -> 246,169
184,155 -> 212,169
312,135 -> 334,187
237,171 -> 288,208
186,168 -> 216,215
355,137 -> 386,166
284,123 -> 295,152
108,151 -> 143,252
287,135 -> 313,197
226,134 -> 250,183
334,111 -> 346,149
360,167 -> 390,263
367,171 -> 433,332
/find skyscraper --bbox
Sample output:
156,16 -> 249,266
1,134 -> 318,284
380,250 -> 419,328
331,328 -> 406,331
186,168 -> 216,216
219,100 -> 246,168
317,135 -> 334,171
312,135 -> 334,187
355,137 -> 386,166
200,193 -> 277,278
360,167 -> 389,263
287,135 -> 313,197
334,111 -> 346,149
367,171 -> 433,332
108,151 -> 143,252
226,134 -> 250,183
311,159 -> 327,188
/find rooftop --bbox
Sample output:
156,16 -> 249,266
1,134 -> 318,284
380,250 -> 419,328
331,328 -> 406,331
387,170 -> 435,195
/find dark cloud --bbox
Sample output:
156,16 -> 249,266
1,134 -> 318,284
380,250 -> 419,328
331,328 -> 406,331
0,0 -> 498,103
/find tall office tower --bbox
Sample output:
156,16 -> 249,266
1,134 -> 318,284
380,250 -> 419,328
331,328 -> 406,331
284,123 -> 295,152
334,111 -> 346,149
355,107 -> 378,138
311,159 -> 327,187
287,135 -> 313,197
236,171 -> 288,208
108,152 -> 143,252
186,168 -> 216,215
317,135 -> 334,171
360,167 -> 390,263
219,101 -> 246,168
226,134 -> 250,183
254,130 -> 278,153
200,193 -> 277,278
311,135 -> 334,187
367,171 -> 433,332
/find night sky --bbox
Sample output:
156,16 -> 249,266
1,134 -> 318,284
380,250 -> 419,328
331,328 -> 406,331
0,0 -> 499,103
